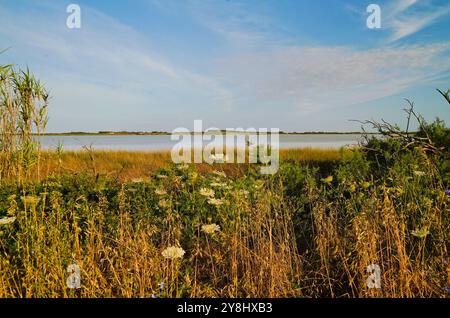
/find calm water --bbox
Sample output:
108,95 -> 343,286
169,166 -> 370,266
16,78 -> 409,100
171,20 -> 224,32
40,134 -> 366,151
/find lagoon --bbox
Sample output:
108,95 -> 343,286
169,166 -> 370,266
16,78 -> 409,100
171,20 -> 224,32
40,134 -> 367,151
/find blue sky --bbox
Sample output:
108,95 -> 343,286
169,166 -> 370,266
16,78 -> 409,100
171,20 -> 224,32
0,0 -> 449,132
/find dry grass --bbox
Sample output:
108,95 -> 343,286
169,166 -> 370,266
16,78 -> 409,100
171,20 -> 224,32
34,148 -> 350,182
0,147 -> 448,298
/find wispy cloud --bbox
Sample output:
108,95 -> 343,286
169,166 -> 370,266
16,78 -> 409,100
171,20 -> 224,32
1,0 -> 448,131
147,0 -> 275,50
385,0 -> 450,42
0,1 -> 234,131
216,43 -> 450,114
190,1 -> 267,46
389,0 -> 419,17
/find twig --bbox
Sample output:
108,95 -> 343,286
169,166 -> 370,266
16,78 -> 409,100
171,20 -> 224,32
437,89 -> 450,104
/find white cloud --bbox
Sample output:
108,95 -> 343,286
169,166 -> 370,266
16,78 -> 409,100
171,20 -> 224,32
385,0 -> 450,42
0,1 -> 234,130
148,0 -> 273,49
0,2 -> 180,79
216,43 -> 450,114
388,0 -> 419,17
1,0 -> 449,132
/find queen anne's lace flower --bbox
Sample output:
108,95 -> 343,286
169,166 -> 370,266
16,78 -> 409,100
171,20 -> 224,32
212,171 -> 227,178
208,198 -> 225,206
161,246 -> 185,260
0,217 -> 16,226
199,188 -> 215,198
201,224 -> 221,235
210,182 -> 228,189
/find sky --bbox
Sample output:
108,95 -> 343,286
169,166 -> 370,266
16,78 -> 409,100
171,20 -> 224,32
0,0 -> 449,133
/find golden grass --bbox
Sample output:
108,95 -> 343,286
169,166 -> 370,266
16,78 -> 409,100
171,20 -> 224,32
2,146 -> 446,298
36,148 -> 350,181
0,146 -> 448,298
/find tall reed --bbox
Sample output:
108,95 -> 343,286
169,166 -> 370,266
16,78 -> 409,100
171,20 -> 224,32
0,63 -> 48,182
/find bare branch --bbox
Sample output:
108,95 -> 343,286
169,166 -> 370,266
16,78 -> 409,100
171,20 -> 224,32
437,89 -> 450,104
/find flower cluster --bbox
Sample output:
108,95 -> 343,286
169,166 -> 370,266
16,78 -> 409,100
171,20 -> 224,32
199,188 -> 215,198
201,224 -> 221,235
208,198 -> 225,207
161,246 -> 185,260
0,217 -> 16,226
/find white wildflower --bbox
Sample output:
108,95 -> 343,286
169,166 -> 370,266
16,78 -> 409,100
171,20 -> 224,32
0,217 -> 16,226
162,246 -> 185,260
199,188 -> 215,198
212,170 -> 227,178
208,198 -> 225,206
201,224 -> 221,235
210,182 -> 228,189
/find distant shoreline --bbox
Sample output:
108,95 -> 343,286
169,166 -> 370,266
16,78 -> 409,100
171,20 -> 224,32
40,131 -> 381,136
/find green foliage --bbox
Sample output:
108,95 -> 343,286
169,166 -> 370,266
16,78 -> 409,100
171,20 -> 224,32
0,62 -> 49,181
416,119 -> 450,186
0,140 -> 448,297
